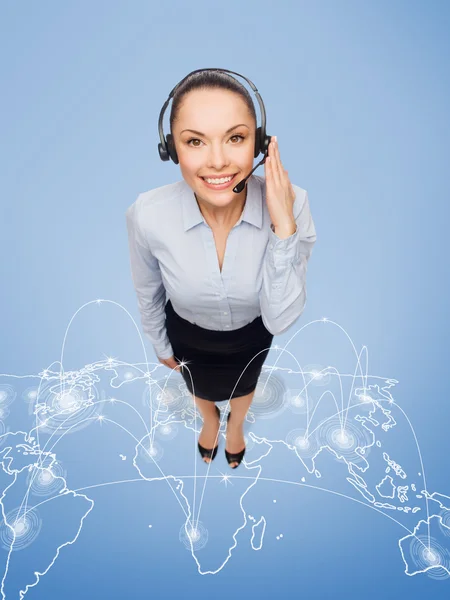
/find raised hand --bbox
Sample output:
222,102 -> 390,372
264,136 -> 296,230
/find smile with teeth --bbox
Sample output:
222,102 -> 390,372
201,175 -> 236,185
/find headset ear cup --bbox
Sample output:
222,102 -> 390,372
158,142 -> 170,161
254,126 -> 262,158
166,133 -> 179,164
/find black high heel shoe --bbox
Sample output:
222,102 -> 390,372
225,411 -> 246,469
198,405 -> 221,462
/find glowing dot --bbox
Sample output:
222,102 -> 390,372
161,390 -> 176,405
188,528 -> 200,541
14,520 -> 26,535
311,370 -> 322,380
295,436 -> 309,449
40,471 -> 53,483
59,393 -> 78,410
424,548 -> 439,564
336,431 -> 349,444
273,499 -> 277,503
280,534 -> 283,538
292,395 -> 304,407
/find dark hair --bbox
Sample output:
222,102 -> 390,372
169,70 -> 257,133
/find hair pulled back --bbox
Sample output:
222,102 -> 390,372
169,70 -> 257,133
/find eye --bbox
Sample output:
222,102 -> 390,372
186,138 -> 203,147
186,138 -> 201,148
186,134 -> 246,147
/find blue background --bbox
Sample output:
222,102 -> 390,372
1,1 -> 449,598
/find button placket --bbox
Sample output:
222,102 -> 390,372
204,226 -> 228,326
220,225 -> 240,330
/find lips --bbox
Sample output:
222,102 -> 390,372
200,174 -> 237,179
199,174 -> 238,190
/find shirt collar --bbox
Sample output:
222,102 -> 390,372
181,174 -> 263,232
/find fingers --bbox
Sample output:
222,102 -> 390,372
266,136 -> 291,190
269,137 -> 281,187
273,136 -> 282,174
159,356 -> 181,371
264,136 -> 296,208
274,138 -> 291,184
265,140 -> 277,186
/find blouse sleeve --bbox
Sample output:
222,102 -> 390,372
259,188 -> 317,335
126,199 -> 174,359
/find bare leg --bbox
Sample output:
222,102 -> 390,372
226,389 -> 256,467
193,395 -> 220,463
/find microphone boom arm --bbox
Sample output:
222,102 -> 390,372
232,154 -> 268,193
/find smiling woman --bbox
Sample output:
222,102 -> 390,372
170,80 -> 257,225
126,69 -> 317,469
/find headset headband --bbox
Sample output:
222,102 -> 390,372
157,68 -> 270,164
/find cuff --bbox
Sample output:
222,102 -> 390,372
267,224 -> 300,268
147,335 -> 174,361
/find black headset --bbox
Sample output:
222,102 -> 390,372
157,68 -> 272,194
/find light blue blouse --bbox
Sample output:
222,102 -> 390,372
126,174 -> 317,359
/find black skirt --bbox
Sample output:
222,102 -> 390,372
164,299 -> 274,402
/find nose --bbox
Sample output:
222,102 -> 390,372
206,142 -> 230,170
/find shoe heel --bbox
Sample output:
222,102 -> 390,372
197,405 -> 221,462
225,411 -> 246,468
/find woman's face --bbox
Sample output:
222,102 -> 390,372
172,88 -> 256,209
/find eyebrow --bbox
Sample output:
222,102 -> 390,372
180,124 -> 249,136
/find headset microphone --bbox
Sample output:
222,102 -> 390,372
232,153 -> 268,194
